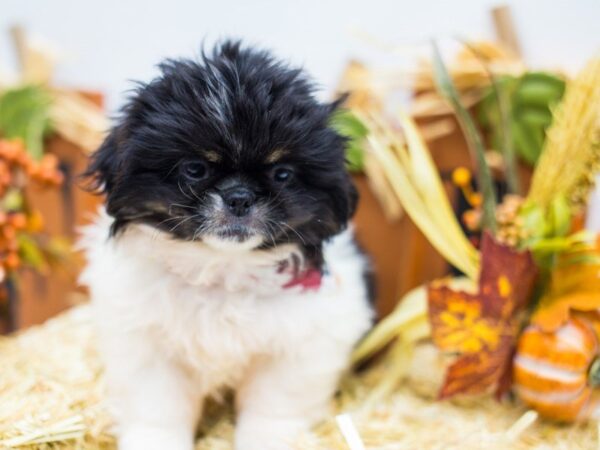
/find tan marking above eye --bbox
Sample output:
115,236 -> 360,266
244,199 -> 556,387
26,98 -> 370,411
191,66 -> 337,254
265,148 -> 288,164
204,151 -> 221,163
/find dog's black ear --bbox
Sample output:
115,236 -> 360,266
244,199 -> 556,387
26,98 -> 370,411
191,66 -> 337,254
320,93 -> 360,223
329,174 -> 359,227
329,92 -> 359,221
327,92 -> 349,114
347,180 -> 359,218
83,130 -> 121,194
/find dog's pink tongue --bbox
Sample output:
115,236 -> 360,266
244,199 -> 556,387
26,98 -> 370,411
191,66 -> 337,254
282,267 -> 322,291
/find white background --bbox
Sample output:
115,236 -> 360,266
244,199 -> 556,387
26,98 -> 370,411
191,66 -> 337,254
1,0 -> 598,112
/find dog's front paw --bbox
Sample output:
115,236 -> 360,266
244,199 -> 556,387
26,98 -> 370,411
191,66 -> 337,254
235,415 -> 309,450
119,425 -> 194,450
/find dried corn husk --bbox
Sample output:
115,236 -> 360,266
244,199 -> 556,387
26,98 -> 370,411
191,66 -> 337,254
352,284 -> 429,364
358,109 -> 480,279
362,153 -> 404,222
360,118 -> 455,222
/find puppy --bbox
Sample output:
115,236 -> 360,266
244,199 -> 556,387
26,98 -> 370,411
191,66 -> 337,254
80,41 -> 373,450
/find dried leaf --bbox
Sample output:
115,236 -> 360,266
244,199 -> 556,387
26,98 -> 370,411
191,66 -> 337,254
428,232 -> 537,398
440,343 -> 514,399
0,85 -> 53,160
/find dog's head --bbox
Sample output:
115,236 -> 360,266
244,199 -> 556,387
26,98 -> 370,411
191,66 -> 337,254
86,41 -> 357,264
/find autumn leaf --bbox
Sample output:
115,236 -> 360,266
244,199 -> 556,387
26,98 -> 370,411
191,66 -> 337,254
531,249 -> 600,332
428,232 -> 537,399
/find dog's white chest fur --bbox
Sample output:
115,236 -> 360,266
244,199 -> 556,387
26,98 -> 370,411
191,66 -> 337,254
80,212 -> 372,450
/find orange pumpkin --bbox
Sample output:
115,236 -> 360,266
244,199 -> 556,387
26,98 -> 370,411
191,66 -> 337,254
513,316 -> 600,422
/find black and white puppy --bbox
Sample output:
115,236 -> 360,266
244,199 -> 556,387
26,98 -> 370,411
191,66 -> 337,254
81,41 -> 373,450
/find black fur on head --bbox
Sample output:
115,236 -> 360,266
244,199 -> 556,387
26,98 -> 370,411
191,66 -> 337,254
85,40 -> 357,267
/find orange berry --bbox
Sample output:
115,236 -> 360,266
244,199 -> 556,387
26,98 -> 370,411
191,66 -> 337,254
0,170 -> 11,186
2,225 -> 15,241
40,153 -> 59,169
470,193 -> 483,207
11,139 -> 25,152
452,167 -> 472,187
16,152 -> 31,167
51,172 -> 64,185
5,252 -> 20,270
463,209 -> 482,231
22,157 -> 35,172
0,141 -> 11,159
9,213 -> 27,230
26,211 -> 44,232
2,145 -> 20,162
6,238 -> 17,252
27,164 -> 41,178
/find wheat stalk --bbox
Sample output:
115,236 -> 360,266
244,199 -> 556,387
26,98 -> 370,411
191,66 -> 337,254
527,57 -> 600,211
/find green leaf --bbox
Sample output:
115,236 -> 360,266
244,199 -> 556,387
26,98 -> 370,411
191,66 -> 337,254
520,205 -> 546,237
519,108 -> 553,127
330,109 -> 369,172
529,237 -> 574,252
548,195 -> 571,237
0,85 -> 53,160
478,74 -> 521,192
529,231 -> 592,253
514,72 -> 565,107
431,42 -> 497,232
17,234 -> 46,270
494,76 -> 520,194
479,71 -> 565,167
512,120 -> 540,164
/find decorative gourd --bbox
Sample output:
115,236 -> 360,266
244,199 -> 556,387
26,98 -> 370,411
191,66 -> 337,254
513,316 -> 600,422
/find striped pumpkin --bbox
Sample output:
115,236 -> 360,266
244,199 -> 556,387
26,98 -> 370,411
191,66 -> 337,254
513,316 -> 600,422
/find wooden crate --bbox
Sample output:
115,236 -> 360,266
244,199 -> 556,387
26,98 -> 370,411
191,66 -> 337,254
17,135 -> 102,329
15,94 -> 103,330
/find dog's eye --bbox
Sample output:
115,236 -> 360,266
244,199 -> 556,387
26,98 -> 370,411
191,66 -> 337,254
181,161 -> 209,181
271,166 -> 294,183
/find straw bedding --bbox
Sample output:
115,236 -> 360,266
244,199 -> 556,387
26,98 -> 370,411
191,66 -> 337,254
0,305 -> 597,449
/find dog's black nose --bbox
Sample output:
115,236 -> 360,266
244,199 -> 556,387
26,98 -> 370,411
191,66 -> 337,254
223,188 -> 256,217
